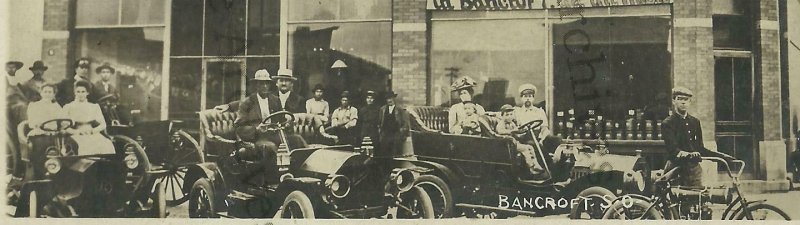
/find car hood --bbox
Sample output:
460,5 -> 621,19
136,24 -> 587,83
297,149 -> 367,176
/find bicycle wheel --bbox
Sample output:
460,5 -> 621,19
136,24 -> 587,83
734,203 -> 791,220
602,197 -> 664,220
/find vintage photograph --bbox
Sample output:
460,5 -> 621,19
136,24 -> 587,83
2,0 -> 800,221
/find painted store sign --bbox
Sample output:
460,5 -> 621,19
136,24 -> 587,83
427,0 -> 672,10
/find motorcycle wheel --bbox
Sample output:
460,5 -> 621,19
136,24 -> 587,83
734,203 -> 791,220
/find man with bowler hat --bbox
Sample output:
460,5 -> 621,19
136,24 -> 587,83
24,60 -> 49,101
234,69 -> 284,185
57,57 -> 94,105
273,68 -> 305,113
377,91 -> 410,157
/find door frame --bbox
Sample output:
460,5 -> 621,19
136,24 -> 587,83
201,58 -> 247,111
713,49 -> 757,177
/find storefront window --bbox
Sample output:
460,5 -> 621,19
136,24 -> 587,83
121,0 -> 165,25
248,0 -> 281,55
169,59 -> 202,119
430,19 -> 548,111
287,0 -> 391,108
76,0 -> 121,26
77,0 -> 165,26
204,0 -> 247,56
171,0 -> 204,56
76,28 -> 165,121
552,17 -> 672,122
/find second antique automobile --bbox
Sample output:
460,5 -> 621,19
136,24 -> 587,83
185,108 -> 435,218
406,106 -> 650,219
13,118 -> 167,218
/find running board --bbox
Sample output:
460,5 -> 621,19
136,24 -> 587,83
455,203 -> 540,217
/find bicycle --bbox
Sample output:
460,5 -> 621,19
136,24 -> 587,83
602,157 -> 791,220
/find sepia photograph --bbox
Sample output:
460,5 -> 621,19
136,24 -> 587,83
2,0 -> 800,221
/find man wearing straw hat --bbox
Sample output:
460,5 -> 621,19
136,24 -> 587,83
273,68 -> 305,113
234,69 -> 283,184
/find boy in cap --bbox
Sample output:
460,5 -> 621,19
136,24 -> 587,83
496,104 -> 546,177
662,86 -> 736,187
305,84 -> 329,123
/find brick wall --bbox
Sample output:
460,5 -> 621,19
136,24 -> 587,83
392,0 -> 428,105
672,0 -> 715,140
42,0 -> 71,80
43,0 -> 69,31
758,0 -> 782,141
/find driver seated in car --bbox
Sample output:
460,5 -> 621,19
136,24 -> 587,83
496,104 -> 545,177
234,69 -> 286,185
514,84 -> 562,155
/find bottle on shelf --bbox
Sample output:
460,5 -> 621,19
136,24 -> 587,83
625,110 -> 635,140
656,121 -> 663,140
644,119 -> 653,140
556,111 -> 565,138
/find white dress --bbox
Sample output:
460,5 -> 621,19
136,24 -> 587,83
63,101 -> 115,155
26,100 -> 67,132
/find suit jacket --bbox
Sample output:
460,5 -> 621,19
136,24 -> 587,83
93,80 -> 118,100
277,91 -> 305,113
378,105 -> 410,138
235,93 -> 282,128
57,76 -> 96,106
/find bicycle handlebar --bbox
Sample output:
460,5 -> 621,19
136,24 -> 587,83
701,157 -> 745,178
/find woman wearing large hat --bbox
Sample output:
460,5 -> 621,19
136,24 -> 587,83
448,76 -> 485,134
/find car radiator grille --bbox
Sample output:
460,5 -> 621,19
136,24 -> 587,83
571,167 -> 591,180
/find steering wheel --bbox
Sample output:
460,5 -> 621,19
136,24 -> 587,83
39,118 -> 74,132
259,111 -> 296,131
516,119 -> 544,134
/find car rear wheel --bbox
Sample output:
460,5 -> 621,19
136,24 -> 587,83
570,186 -> 616,219
414,175 -> 453,218
279,191 -> 315,219
396,186 -> 435,219
188,178 -> 217,218
152,182 -> 167,218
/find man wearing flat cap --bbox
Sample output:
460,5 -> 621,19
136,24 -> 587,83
92,64 -> 119,102
234,69 -> 284,185
662,86 -> 736,187
377,91 -> 410,158
57,57 -> 94,105
273,68 -> 305,113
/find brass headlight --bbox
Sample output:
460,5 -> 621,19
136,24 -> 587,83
124,153 -> 139,169
390,168 -> 415,193
44,158 -> 61,174
623,170 -> 646,193
325,175 -> 351,198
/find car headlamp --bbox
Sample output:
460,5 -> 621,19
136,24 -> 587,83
279,173 -> 294,182
623,170 -> 646,193
325,175 -> 350,198
389,168 -> 415,193
124,153 -> 139,169
44,158 -> 61,174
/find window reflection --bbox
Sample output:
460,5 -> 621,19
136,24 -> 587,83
204,0 -> 247,56
288,0 -> 391,21
76,0 -> 120,26
169,59 -> 202,119
121,0 -> 165,25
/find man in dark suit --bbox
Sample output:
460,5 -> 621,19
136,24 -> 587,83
662,87 -> 736,187
377,91 -> 411,158
234,69 -> 283,185
273,68 -> 304,113
359,90 -> 382,146
93,64 -> 118,100
57,58 -> 94,106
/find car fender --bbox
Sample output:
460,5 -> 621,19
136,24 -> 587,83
394,158 -> 461,187
183,163 -> 226,206
563,170 -> 624,198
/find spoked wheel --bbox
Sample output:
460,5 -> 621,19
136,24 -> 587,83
414,175 -> 453,218
158,130 -> 203,206
570,187 -> 616,219
735,203 -> 791,220
602,197 -> 663,220
396,186 -> 435,219
188,178 -> 217,218
279,191 -> 315,219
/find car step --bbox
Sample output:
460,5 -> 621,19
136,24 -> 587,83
455,203 -> 540,217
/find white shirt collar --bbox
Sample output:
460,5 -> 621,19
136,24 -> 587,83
388,105 -> 395,112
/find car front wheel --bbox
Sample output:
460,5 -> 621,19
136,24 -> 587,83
414,175 -> 452,218
279,191 -> 316,219
396,186 -> 435,219
188,178 -> 217,218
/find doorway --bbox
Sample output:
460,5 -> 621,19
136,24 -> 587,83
714,53 -> 756,178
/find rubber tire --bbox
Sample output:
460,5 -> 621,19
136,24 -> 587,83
734,203 -> 791,220
570,186 -> 616,219
601,197 -> 663,220
279,191 -> 316,219
188,178 -> 218,218
397,186 -> 435,219
414,175 -> 453,218
29,190 -> 37,218
153,182 -> 167,218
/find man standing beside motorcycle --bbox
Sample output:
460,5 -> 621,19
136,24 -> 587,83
662,87 -> 737,187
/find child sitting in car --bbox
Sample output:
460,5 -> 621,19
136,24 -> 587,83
496,104 -> 546,178
456,102 -> 482,136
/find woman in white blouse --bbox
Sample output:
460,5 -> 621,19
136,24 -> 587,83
26,84 -> 66,135
63,81 -> 115,155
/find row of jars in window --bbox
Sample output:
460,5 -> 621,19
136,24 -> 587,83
551,110 -> 664,140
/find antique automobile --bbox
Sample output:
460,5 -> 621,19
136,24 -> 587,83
185,108 -> 435,218
602,157 -> 790,220
12,118 -> 166,218
406,106 -> 650,219
97,94 -> 205,206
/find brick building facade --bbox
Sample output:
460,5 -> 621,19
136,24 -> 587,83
5,0 -> 795,190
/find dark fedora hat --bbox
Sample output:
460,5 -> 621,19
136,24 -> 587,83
29,61 -> 48,71
95,63 -> 116,73
6,61 -> 23,69
385,90 -> 398,99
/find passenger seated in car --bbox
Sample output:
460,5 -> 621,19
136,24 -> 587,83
448,77 -> 486,134
63,81 -> 115,155
454,101 -> 482,135
496,104 -> 546,177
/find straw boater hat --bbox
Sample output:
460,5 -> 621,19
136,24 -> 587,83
6,61 -> 23,69
451,76 -> 478,91
250,69 -> 272,81
273,68 -> 297,81
95,64 -> 116,74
